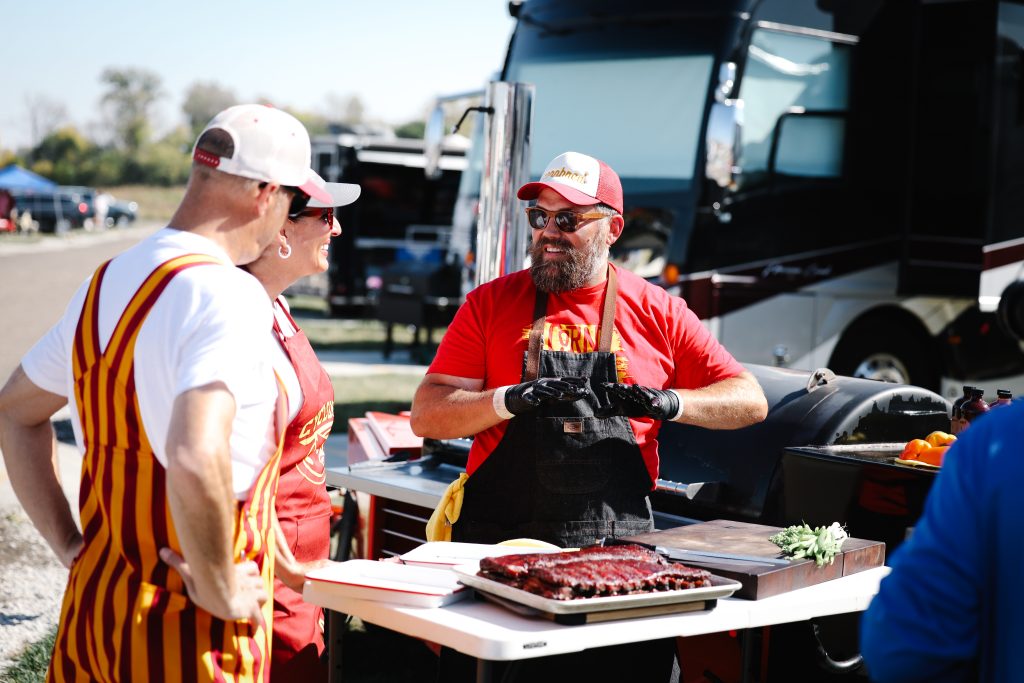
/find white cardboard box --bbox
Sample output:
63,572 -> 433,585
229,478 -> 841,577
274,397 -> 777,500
304,560 -> 470,608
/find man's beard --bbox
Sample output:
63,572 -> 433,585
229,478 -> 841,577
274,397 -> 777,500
529,228 -> 608,293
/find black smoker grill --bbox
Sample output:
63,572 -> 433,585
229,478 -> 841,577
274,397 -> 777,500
377,260 -> 460,358
425,364 -> 950,555
652,365 -> 949,553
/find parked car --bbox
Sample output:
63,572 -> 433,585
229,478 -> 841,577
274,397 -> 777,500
9,188 -> 94,233
61,186 -> 102,230
106,197 -> 138,227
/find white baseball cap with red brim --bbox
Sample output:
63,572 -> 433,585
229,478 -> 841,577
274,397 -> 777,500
191,103 -> 332,204
308,175 -> 361,209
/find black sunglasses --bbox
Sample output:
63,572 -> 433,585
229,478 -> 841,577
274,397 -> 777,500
259,182 -> 311,217
290,207 -> 334,226
284,186 -> 312,218
524,206 -> 609,233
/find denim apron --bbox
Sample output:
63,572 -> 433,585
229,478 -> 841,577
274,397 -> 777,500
454,267 -> 655,548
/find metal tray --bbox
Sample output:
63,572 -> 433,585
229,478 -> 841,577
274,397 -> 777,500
453,563 -> 740,615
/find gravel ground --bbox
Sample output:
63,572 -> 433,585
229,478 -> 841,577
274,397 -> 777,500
0,508 -> 68,674
0,424 -> 80,677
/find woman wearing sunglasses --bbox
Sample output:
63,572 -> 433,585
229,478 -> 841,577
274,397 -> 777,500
244,175 -> 360,679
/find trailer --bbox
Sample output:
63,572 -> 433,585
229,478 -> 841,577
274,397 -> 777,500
311,132 -> 468,321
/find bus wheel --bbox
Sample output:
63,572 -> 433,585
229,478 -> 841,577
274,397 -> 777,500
829,322 -> 940,391
849,352 -> 910,384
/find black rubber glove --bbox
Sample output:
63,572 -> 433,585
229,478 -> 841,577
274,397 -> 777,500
602,383 -> 680,421
504,377 -> 590,415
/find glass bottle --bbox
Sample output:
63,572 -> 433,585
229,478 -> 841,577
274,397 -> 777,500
989,389 -> 1013,409
961,388 -> 990,430
950,385 -> 975,435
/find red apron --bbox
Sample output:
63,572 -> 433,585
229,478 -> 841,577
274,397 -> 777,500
270,300 -> 335,680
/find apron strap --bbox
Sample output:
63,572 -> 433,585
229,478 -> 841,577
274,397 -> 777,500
598,266 -> 617,353
525,265 -> 618,380
271,296 -> 298,345
526,289 -> 547,381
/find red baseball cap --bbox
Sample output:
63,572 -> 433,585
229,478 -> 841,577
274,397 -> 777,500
517,151 -> 623,214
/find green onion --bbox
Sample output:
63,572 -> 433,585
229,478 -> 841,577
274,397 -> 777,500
769,522 -> 849,567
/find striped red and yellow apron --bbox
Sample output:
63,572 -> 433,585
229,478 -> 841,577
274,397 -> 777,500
49,254 -> 283,683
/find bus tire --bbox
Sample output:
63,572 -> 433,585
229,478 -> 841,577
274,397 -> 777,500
829,319 -> 940,391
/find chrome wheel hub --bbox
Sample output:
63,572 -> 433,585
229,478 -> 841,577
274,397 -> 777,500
852,353 -> 910,384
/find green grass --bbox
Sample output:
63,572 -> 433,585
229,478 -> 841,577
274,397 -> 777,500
297,315 -> 445,353
100,185 -> 185,222
1,628 -> 54,683
291,305 -> 439,432
330,374 -> 422,432
0,231 -> 42,245
284,293 -> 329,314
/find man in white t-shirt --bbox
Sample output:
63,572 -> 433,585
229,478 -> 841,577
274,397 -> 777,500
0,104 -> 334,682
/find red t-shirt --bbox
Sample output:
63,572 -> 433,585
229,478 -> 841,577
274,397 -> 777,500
428,265 -> 745,484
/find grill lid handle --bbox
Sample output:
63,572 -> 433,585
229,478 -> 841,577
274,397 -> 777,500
654,479 -> 716,500
806,368 -> 837,392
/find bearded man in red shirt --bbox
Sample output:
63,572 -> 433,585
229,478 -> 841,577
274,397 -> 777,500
411,151 -> 767,549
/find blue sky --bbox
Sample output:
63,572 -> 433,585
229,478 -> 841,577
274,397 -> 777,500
0,0 -> 515,150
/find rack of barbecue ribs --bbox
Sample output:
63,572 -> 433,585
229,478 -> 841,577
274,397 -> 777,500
477,544 -> 711,600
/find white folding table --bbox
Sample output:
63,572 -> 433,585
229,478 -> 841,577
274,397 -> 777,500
306,565 -> 888,682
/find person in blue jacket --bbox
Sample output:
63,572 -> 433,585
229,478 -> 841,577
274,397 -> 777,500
860,400 -> 1024,682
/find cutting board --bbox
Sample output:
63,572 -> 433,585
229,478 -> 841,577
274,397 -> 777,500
626,519 -> 885,600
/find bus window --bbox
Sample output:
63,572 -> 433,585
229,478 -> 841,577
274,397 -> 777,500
737,27 -> 851,189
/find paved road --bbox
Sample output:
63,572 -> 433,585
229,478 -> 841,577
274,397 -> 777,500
0,223 -> 162,382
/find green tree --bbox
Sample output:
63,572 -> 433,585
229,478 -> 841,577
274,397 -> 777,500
28,126 -> 95,185
182,81 -> 237,139
30,125 -> 90,160
285,108 -> 330,138
395,121 -> 425,139
79,148 -> 125,187
100,67 -> 164,154
135,127 -> 192,186
0,149 -> 24,168
29,159 -> 54,183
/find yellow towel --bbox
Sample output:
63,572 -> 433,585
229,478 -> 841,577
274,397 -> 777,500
425,473 -> 469,542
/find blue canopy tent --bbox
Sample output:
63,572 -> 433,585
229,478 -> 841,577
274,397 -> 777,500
0,164 -> 58,191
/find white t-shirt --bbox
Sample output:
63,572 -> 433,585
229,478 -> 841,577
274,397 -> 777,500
271,297 -> 304,424
22,228 -> 278,499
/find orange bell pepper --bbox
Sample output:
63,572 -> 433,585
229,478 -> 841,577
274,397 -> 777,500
924,431 -> 956,447
917,445 -> 948,467
900,438 -> 930,461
